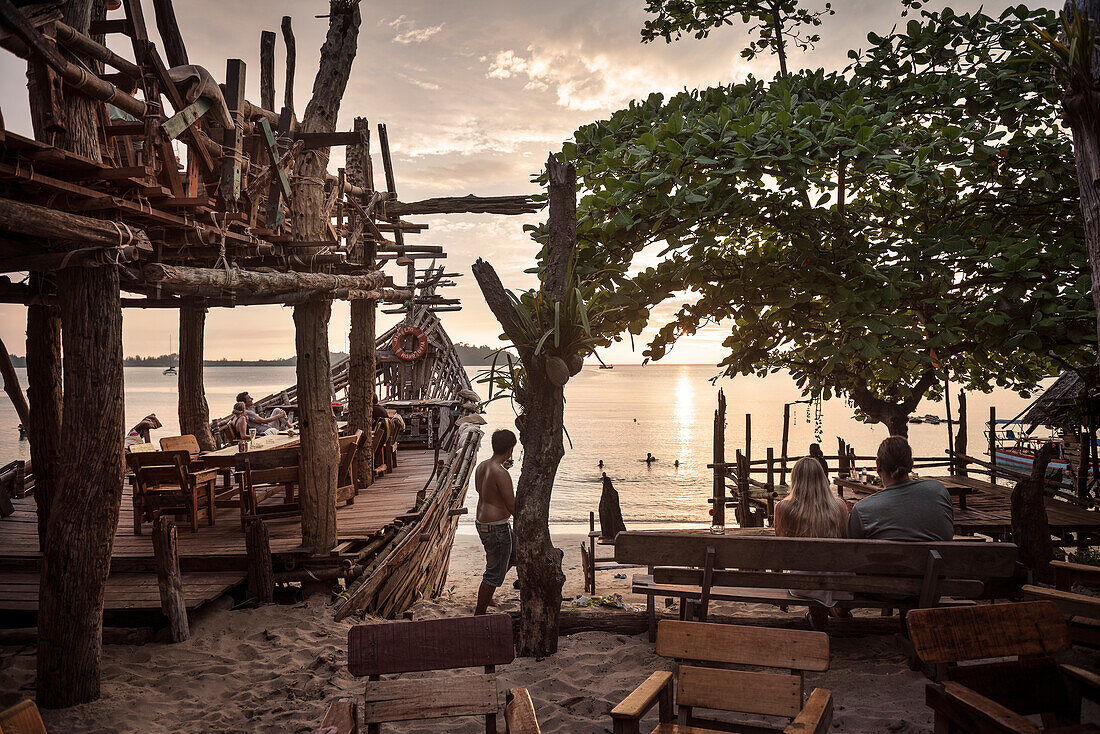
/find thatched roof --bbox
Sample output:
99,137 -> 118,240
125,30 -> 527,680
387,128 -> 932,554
1019,372 -> 1084,431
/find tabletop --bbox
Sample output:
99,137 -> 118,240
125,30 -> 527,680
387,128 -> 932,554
201,433 -> 299,463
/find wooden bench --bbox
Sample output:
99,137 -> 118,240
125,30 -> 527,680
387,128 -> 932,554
610,620 -> 832,734
615,532 -> 1020,642
341,614 -> 540,733
909,601 -> 1100,733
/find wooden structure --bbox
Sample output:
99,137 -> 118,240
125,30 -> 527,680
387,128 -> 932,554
0,0 -> 540,668
337,614 -> 541,733
615,530 -> 1020,642
610,620 -> 833,734
909,601 -> 1100,733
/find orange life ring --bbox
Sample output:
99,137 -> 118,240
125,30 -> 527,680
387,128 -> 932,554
392,325 -> 427,362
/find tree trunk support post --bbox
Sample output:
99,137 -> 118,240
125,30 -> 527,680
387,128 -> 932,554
245,518 -> 275,604
153,516 -> 190,642
177,300 -> 215,451
347,116 -> 376,489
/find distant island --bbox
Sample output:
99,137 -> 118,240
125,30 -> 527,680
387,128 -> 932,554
8,344 -> 503,368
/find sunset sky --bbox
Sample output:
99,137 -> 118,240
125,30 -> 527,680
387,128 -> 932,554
0,0 -> 1022,364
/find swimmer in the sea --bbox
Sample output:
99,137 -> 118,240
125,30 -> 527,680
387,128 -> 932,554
645,453 -> 656,464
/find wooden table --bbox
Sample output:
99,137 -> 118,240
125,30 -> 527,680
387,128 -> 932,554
835,477 -> 973,510
200,433 -> 299,469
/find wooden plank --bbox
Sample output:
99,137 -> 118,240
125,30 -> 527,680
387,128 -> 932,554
348,614 -> 513,676
316,698 -> 357,734
929,681 -> 1040,733
676,665 -> 802,717
651,567 -> 983,598
295,131 -> 363,148
614,532 -> 1017,578
610,671 -> 673,721
786,687 -> 833,734
162,97 -> 212,141
907,601 -> 1068,664
1021,585 -> 1100,620
220,59 -> 246,203
362,674 -> 497,723
656,620 -> 829,672
258,118 -> 292,199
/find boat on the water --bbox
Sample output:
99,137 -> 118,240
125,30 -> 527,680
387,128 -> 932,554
162,365 -> 176,375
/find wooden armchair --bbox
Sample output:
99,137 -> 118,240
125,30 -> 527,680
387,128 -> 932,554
0,699 -> 47,734
909,601 -> 1100,733
343,613 -> 540,733
611,620 -> 832,734
371,418 -> 392,478
234,446 -> 300,529
126,449 -> 217,534
337,429 -> 364,504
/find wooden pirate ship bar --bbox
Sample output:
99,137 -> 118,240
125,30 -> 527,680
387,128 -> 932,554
0,0 -> 540,646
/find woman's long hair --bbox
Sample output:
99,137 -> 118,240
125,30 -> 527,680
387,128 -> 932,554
780,456 -> 848,538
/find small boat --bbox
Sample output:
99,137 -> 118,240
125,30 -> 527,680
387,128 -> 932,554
987,419 -> 1088,485
908,416 -> 924,424
594,351 -> 613,370
922,414 -> 942,425
162,365 -> 176,375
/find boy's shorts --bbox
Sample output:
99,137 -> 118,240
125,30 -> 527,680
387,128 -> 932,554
476,521 -> 514,588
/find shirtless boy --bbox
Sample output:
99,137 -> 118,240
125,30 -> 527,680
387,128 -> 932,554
474,429 -> 517,615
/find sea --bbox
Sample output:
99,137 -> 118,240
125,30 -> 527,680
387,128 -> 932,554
0,364 -> 1041,525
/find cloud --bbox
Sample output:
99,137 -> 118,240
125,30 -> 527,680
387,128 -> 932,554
397,72 -> 441,91
386,15 -> 444,44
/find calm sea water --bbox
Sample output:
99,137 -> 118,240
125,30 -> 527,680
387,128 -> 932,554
0,364 -> 1040,523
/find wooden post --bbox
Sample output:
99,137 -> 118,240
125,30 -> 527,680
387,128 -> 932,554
955,390 -> 967,477
347,117 -> 376,488
153,516 -> 189,642
989,406 -> 997,485
780,402 -> 790,487
177,300 -> 215,451
151,0 -> 188,67
945,376 -> 955,472
712,389 -> 726,528
736,450 -> 753,527
744,413 -> 751,467
259,30 -> 276,112
837,438 -> 850,477
290,2 -> 361,555
36,0 -> 128,707
245,518 -> 274,604
220,59 -> 246,204
280,15 -> 295,113
766,447 -> 775,522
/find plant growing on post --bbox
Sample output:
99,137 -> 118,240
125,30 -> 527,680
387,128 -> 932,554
557,5 -> 1095,434
473,155 -> 642,656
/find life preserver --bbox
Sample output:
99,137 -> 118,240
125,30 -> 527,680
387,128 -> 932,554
392,325 -> 427,361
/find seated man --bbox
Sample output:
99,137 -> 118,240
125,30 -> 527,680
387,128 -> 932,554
237,391 -> 283,436
848,435 -> 954,541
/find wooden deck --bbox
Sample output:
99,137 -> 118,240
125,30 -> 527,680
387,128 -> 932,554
0,449 -> 436,617
842,475 -> 1100,542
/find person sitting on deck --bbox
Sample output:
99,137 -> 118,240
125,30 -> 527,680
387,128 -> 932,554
236,391 -> 282,436
229,402 -> 249,440
372,394 -> 389,422
474,429 -> 517,616
774,456 -> 850,630
848,436 -> 953,541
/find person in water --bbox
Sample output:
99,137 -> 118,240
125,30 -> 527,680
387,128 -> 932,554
474,429 -> 517,615
598,459 -> 604,468
645,453 -> 657,464
774,456 -> 850,630
674,459 -> 680,468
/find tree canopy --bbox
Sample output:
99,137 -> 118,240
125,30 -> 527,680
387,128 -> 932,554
532,4 -> 1094,434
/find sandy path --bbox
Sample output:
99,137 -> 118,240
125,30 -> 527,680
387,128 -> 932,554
1,527 -> 1096,732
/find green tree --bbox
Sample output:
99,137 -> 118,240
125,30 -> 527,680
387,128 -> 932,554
640,0 -> 833,77
539,5 -> 1094,435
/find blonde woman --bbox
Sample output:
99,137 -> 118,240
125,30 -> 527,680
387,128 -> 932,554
774,456 -> 850,630
229,402 -> 249,441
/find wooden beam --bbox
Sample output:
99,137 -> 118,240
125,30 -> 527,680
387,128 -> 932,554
386,195 -> 543,217
141,263 -> 385,294
53,21 -> 141,78
280,15 -> 294,113
259,30 -> 275,112
151,0 -> 188,67
0,196 -> 152,251
265,107 -> 294,229
162,97 -> 212,141
294,130 -> 363,148
220,59 -> 246,204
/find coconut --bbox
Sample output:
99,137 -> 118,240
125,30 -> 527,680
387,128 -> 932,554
545,356 -> 570,387
566,353 -> 583,376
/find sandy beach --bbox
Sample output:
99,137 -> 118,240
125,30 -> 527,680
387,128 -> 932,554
1,527 -> 1097,733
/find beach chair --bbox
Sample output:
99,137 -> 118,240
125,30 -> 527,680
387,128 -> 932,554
611,620 -> 832,734
336,429 -> 364,503
909,601 -> 1100,733
340,614 -> 540,733
0,699 -> 46,734
234,446 -> 301,529
127,449 -> 217,534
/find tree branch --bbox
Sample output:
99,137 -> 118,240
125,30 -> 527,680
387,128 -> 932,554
472,258 -> 531,359
543,154 -> 576,303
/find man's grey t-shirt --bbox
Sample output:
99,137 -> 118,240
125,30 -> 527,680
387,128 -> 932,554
245,409 -> 265,431
847,479 -> 954,541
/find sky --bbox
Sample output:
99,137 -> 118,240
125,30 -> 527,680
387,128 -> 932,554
0,0 -> 1026,364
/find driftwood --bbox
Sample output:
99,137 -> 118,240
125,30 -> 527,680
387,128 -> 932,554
280,15 -> 295,113
0,197 -> 151,252
598,474 -> 627,540
386,195 -> 542,217
142,263 -> 383,294
259,30 -> 275,111
153,516 -> 190,643
0,335 -> 29,427
1011,442 -> 1056,584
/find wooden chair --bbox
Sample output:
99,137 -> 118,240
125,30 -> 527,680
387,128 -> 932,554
371,419 -> 390,478
127,449 -> 217,534
909,601 -> 1100,733
217,422 -> 236,448
127,442 -> 157,453
0,699 -> 46,734
343,613 -> 540,733
611,620 -> 832,734
160,434 -> 201,457
234,446 -> 301,529
381,417 -> 398,473
337,429 -> 364,504
1023,561 -> 1100,647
